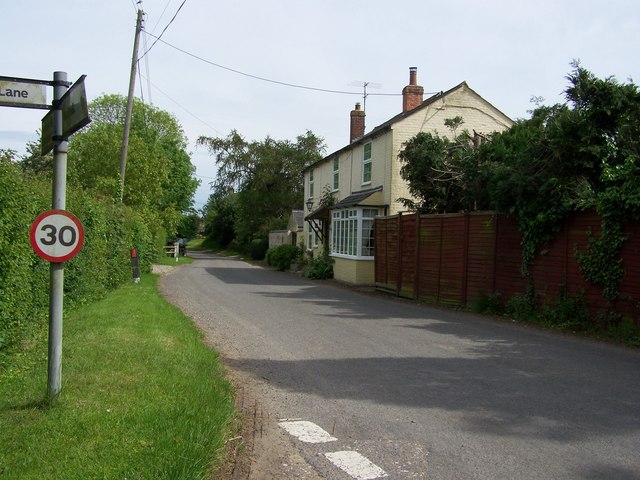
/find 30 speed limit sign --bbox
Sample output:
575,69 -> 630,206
30,209 -> 85,263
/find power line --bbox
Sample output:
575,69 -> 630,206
139,72 -> 225,137
138,0 -> 187,61
142,33 -> 406,97
150,0 -> 175,33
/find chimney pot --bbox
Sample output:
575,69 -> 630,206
409,66 -> 417,85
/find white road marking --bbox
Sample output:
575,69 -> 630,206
325,451 -> 388,480
278,420 -> 338,443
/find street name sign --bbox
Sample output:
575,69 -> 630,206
41,75 -> 90,155
0,76 -> 48,109
30,209 -> 85,263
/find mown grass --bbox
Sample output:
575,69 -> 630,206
0,274 -> 234,479
154,253 -> 194,266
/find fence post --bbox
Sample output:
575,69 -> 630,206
414,213 -> 420,300
563,216 -> 569,288
396,212 -> 403,296
492,214 -> 499,293
462,213 -> 470,306
436,217 -> 443,303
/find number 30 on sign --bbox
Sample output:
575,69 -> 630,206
30,210 -> 84,263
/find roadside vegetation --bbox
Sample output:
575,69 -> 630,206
1,94 -> 233,477
199,130 -> 325,260
0,274 -> 235,479
1,95 -> 200,365
399,63 -> 640,337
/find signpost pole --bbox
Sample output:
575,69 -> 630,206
48,71 -> 69,401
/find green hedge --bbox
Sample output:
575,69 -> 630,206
0,161 -> 162,365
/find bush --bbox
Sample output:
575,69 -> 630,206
266,244 -> 301,271
505,286 -> 537,321
304,256 -> 334,279
0,163 -> 49,353
249,238 -> 269,260
0,161 -> 160,366
471,292 -> 504,315
540,290 -> 590,330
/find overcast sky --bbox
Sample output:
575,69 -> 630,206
1,0 -> 638,210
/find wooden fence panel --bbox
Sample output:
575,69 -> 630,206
416,216 -> 443,303
399,215 -> 417,298
375,211 -> 640,323
562,212 -> 605,311
493,216 -> 527,300
374,215 -> 398,292
437,215 -> 466,306
619,221 -> 640,319
466,214 -> 498,303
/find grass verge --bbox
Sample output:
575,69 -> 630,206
0,274 -> 234,479
155,252 -> 194,266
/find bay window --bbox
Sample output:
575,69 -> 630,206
331,207 -> 378,258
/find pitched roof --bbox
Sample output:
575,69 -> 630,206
304,81 -> 469,173
290,209 -> 304,228
304,81 -> 513,173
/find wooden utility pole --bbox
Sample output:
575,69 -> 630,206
119,8 -> 144,202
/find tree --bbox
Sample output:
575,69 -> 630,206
203,192 -> 237,247
0,149 -> 16,164
398,117 -> 487,213
14,133 -> 53,176
176,210 -> 201,239
477,64 -> 640,278
198,130 -> 325,247
66,95 -> 199,231
400,63 -> 640,305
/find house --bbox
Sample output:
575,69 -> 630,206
303,67 -> 514,285
269,210 -> 304,248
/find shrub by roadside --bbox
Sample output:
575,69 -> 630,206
0,161 -> 164,367
266,244 -> 301,271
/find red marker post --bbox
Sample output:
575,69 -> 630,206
130,248 -> 141,283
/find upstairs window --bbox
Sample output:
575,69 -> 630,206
362,143 -> 372,184
308,169 -> 314,198
332,158 -> 339,191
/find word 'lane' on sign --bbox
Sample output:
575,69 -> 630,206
0,79 -> 47,109
30,210 -> 85,263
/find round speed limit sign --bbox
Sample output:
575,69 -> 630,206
30,209 -> 85,263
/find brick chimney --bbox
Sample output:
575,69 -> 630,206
402,67 -> 424,112
350,102 -> 365,143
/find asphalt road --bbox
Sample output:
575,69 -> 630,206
160,251 -> 640,479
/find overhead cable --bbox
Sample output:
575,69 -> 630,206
139,0 -> 187,61
142,32 -> 414,97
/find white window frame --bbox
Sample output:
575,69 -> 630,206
331,207 -> 378,259
306,227 -> 318,251
332,157 -> 339,192
308,169 -> 314,198
362,142 -> 372,185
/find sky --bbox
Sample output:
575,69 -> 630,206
1,0 -> 638,211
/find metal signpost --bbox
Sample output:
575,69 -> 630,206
1,72 -> 90,401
